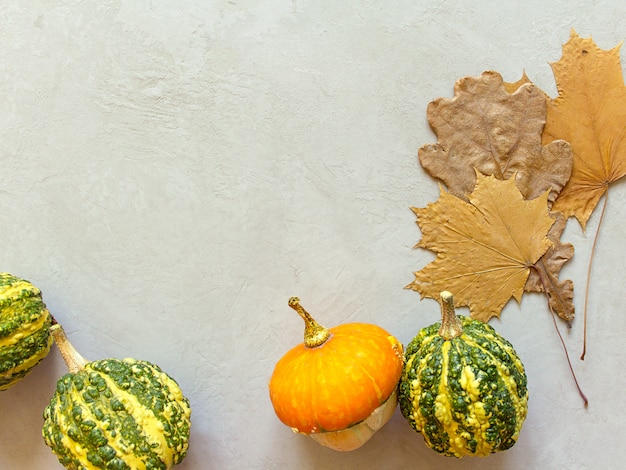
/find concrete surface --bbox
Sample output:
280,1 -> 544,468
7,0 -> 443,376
1,1 -> 625,469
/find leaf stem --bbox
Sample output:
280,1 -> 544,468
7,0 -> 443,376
548,302 -> 589,407
532,265 -> 588,407
581,189 -> 608,360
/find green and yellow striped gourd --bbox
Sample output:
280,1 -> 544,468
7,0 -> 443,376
0,272 -> 53,390
399,291 -> 528,458
43,324 -> 191,469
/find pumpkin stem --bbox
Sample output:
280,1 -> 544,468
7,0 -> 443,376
50,323 -> 88,373
288,297 -> 331,348
438,291 -> 463,340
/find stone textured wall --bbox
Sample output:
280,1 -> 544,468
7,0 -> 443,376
1,1 -> 624,468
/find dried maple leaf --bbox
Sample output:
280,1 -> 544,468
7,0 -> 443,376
524,212 -> 574,322
541,30 -> 626,358
406,172 -> 555,322
544,30 -> 626,229
417,70 -> 575,321
503,71 -> 532,94
418,70 -> 573,206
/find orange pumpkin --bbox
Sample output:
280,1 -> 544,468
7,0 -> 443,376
269,297 -> 404,451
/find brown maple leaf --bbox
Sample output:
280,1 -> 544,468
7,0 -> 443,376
406,172 -> 555,322
545,30 -> 626,229
503,71 -> 532,94
524,212 -> 574,322
418,70 -> 573,206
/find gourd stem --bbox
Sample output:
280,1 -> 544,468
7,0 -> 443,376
50,323 -> 88,373
288,297 -> 331,348
438,291 -> 463,340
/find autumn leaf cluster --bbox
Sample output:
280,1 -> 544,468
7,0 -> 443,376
408,31 -> 626,333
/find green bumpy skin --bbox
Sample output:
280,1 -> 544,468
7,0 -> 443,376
0,273 -> 53,391
399,316 -> 528,458
43,358 -> 191,470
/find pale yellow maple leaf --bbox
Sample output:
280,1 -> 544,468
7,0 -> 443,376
407,172 -> 555,322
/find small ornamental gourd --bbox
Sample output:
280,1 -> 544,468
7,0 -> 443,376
42,324 -> 191,469
0,272 -> 53,391
269,297 -> 404,451
399,291 -> 528,458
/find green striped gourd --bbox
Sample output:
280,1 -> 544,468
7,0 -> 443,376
0,272 -> 53,390
43,324 -> 191,469
399,291 -> 528,458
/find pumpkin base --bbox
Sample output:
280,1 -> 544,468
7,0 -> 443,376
302,389 -> 398,452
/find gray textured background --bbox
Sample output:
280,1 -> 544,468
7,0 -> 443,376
1,1 -> 625,469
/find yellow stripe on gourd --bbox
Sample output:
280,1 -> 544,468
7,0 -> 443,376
0,342 -> 50,384
0,312 -> 49,349
52,365 -> 187,469
409,333 -> 526,457
57,382 -> 149,469
49,391 -> 91,467
98,371 -> 173,467
459,365 -> 480,401
0,280 -> 37,298
456,364 -> 491,456
433,341 -> 469,457
406,336 -> 438,432
460,334 -> 528,448
462,334 -> 527,407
